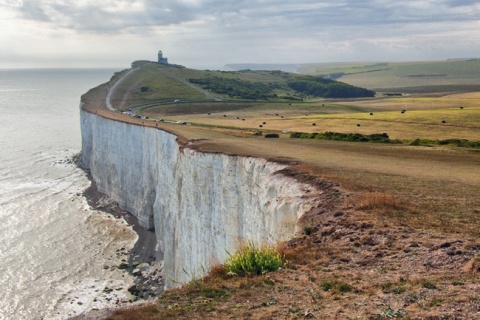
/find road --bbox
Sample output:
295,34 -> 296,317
106,67 -> 140,111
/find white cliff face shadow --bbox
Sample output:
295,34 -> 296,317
81,110 -> 320,288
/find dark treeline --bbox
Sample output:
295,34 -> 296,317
287,76 -> 375,98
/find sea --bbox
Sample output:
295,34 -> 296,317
0,69 -> 138,320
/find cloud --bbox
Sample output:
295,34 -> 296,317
445,0 -> 480,7
1,0 -> 479,68
4,0 -> 478,34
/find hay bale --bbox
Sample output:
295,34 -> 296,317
265,133 -> 279,138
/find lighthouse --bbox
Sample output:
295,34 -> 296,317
158,50 -> 168,65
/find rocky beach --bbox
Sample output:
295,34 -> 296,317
83,177 -> 165,299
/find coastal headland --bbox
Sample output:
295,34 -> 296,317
79,60 -> 480,319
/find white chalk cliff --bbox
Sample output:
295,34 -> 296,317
80,109 -> 318,287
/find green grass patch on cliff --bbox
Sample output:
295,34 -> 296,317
224,241 -> 285,276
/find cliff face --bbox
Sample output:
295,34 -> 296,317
80,110 -> 318,287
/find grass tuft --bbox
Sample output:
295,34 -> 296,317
319,280 -> 354,294
224,241 -> 285,277
421,279 -> 437,290
352,192 -> 404,211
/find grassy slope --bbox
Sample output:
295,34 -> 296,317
83,62 -> 480,319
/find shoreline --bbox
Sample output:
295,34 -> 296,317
82,176 -> 160,266
73,173 -> 165,319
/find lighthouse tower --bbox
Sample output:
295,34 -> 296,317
158,50 -> 168,65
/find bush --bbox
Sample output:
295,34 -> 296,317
224,241 -> 285,276
410,138 -> 437,146
439,139 -> 480,148
411,138 -> 480,148
264,133 -> 280,138
290,131 -> 395,144
319,280 -> 354,294
288,76 -> 375,98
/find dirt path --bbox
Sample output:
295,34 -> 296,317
106,67 -> 140,111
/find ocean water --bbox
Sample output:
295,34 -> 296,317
0,69 -> 137,320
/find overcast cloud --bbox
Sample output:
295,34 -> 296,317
1,0 -> 479,69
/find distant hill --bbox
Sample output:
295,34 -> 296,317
297,60 -> 480,93
224,64 -> 299,73
189,71 -> 374,100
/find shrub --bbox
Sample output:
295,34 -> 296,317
439,139 -> 480,148
452,279 -> 466,286
410,138 -> 480,148
264,133 -> 280,138
376,307 -> 406,319
421,279 -> 437,289
382,281 -> 407,294
290,131 -> 394,144
410,138 -> 437,146
224,241 -> 285,276
303,226 -> 314,235
319,280 -> 354,294
287,76 -> 375,98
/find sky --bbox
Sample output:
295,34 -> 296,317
1,0 -> 479,70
